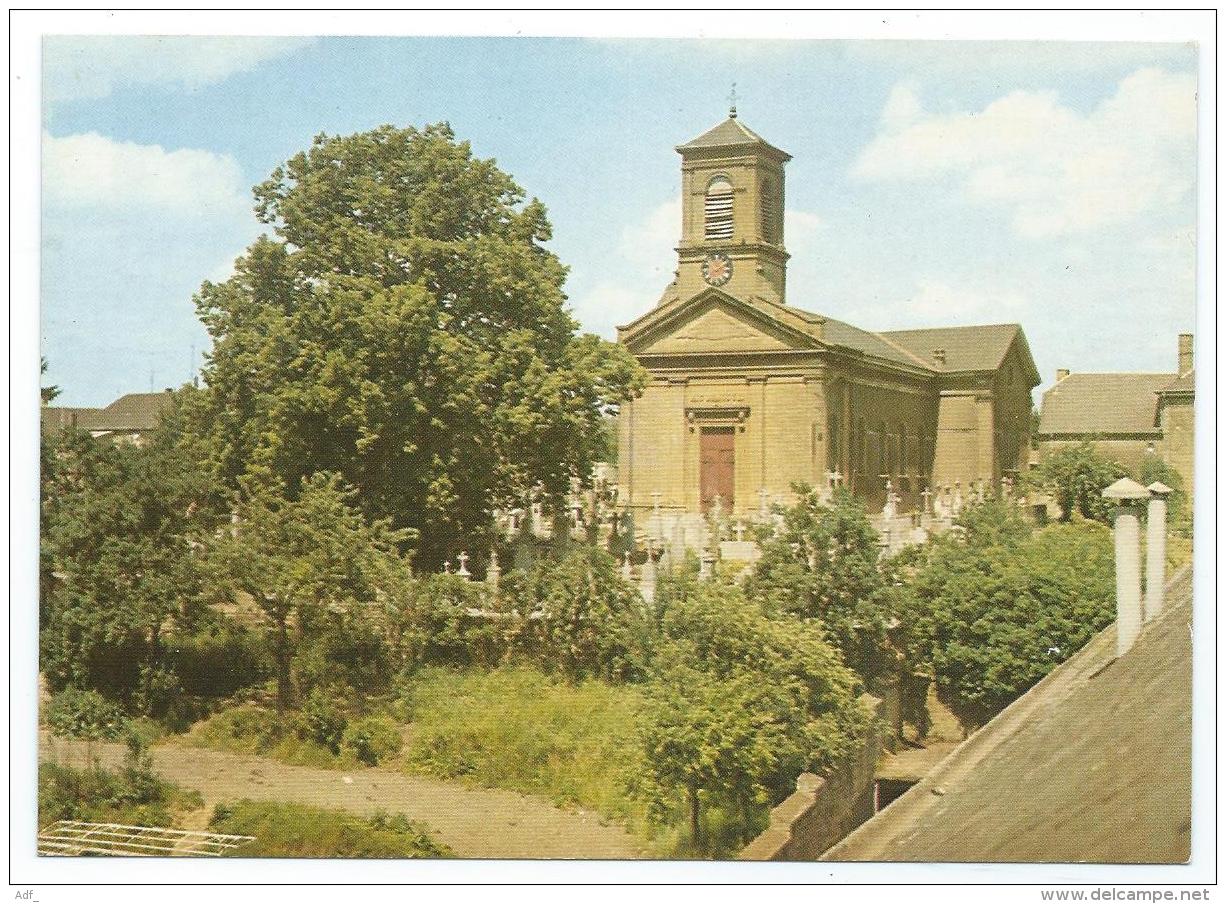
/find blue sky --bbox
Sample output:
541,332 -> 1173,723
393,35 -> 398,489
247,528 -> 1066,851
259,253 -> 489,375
41,36 -> 1198,407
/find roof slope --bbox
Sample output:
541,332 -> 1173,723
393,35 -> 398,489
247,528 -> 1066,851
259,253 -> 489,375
676,116 -> 791,160
1159,370 -> 1196,395
823,567 -> 1192,864
880,324 -> 1026,374
1039,373 -> 1174,436
97,391 -> 173,430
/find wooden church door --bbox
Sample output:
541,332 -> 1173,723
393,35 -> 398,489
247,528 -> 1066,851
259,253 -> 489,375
700,427 -> 735,512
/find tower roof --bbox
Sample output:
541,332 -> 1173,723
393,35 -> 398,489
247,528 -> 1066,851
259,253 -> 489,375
676,116 -> 791,161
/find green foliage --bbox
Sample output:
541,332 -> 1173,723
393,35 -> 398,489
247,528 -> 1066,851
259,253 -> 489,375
635,580 -> 866,853
745,485 -> 895,680
506,545 -> 649,682
1137,456 -> 1189,528
391,573 -> 505,670
209,472 -> 408,712
909,520 -> 1116,726
167,621 -> 272,698
40,430 -> 223,707
208,800 -> 451,858
38,761 -> 203,829
45,687 -> 129,743
343,716 -> 403,766
1035,442 -> 1127,522
297,689 -> 348,754
183,123 -> 647,570
400,665 -> 645,826
953,497 -> 1033,547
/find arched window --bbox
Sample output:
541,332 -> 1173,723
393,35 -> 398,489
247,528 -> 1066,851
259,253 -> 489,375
760,177 -> 776,244
704,176 -> 734,241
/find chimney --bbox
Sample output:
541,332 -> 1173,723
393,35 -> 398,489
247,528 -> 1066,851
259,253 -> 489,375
932,348 -> 946,365
1177,333 -> 1193,375
1056,368 -> 1070,382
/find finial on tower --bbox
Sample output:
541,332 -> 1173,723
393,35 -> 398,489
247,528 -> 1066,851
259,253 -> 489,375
728,82 -> 738,119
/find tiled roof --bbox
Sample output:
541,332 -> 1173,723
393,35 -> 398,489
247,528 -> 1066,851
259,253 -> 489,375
879,324 -> 1026,375
676,117 -> 791,160
42,391 -> 172,435
1038,373 -> 1174,436
1159,369 -> 1195,395
824,567 -> 1193,864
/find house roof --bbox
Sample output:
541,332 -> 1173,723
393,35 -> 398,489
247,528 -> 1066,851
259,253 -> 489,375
880,324 -> 1031,377
822,566 -> 1192,864
1038,373 -> 1175,437
676,116 -> 791,160
42,391 -> 172,435
1159,369 -> 1195,395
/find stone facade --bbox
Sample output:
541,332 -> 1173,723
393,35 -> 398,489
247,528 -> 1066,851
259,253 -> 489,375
617,113 -> 1039,532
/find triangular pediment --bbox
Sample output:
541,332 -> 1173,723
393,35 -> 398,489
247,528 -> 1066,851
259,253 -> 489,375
620,289 -> 821,355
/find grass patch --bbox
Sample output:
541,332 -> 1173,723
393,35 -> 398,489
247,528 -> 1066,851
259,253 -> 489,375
399,665 -> 646,829
209,799 -> 450,858
39,762 -> 203,829
173,705 -> 361,769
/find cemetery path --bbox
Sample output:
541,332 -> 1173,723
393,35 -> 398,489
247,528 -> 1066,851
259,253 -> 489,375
39,733 -> 648,859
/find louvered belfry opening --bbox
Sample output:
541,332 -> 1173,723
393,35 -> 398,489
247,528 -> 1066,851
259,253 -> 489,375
704,177 -> 734,241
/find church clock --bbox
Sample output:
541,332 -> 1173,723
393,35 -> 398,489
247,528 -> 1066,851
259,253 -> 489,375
701,252 -> 733,287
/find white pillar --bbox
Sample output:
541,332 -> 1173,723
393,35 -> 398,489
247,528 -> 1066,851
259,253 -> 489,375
1103,478 -> 1149,657
1145,482 -> 1173,622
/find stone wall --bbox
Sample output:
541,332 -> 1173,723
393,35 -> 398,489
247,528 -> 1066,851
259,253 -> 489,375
738,690 -> 894,861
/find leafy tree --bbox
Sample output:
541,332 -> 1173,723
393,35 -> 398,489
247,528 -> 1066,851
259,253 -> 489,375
1137,455 -> 1188,525
40,357 -> 60,404
1034,441 -> 1127,522
635,581 -> 864,851
745,485 -> 895,680
40,430 -> 223,708
509,545 -> 649,682
952,496 -> 1032,548
909,521 -> 1115,728
184,123 -> 646,569
209,473 -> 409,713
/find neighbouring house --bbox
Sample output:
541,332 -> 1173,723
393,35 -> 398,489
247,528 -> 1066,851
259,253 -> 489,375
1036,334 -> 1195,494
42,389 -> 174,446
616,108 -> 1039,543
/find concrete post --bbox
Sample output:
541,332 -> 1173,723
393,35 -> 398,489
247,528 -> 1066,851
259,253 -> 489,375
1145,482 -> 1173,622
1103,478 -> 1149,657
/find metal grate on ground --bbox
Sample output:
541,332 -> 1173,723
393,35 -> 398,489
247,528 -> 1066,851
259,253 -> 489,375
37,820 -> 255,857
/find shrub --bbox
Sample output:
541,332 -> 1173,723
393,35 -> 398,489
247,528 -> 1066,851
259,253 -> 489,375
45,687 -> 129,743
38,762 -> 203,828
180,705 -> 287,755
1034,442 -> 1127,523
208,800 -> 450,858
343,716 -> 403,766
296,689 -> 348,754
168,622 -> 271,698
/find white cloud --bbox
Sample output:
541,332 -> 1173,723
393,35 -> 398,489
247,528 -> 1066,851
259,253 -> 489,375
899,279 -> 1027,322
846,40 -> 1196,76
43,36 -> 314,102
43,131 -> 248,216
853,68 -> 1197,238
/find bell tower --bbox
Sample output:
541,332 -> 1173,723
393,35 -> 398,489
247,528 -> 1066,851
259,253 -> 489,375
665,104 -> 791,307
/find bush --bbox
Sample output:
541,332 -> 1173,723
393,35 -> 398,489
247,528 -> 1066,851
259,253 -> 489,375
1035,442 -> 1127,522
208,800 -> 450,858
179,705 -> 287,755
38,762 -> 203,828
343,716 -> 403,766
45,687 -> 129,743
168,622 -> 271,698
911,520 -> 1116,727
296,689 -> 348,754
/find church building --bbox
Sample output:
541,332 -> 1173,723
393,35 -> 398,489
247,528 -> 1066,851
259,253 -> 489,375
616,110 -> 1040,524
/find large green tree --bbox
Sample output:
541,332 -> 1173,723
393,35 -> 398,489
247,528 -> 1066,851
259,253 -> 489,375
185,124 -> 645,569
1034,441 -> 1127,523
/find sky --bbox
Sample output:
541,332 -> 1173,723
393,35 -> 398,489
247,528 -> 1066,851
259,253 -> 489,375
40,35 -> 1199,407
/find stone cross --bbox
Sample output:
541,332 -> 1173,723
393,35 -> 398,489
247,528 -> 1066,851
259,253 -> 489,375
921,486 -> 933,514
711,494 -> 724,524
758,487 -> 770,518
639,541 -> 657,605
882,479 -> 896,519
651,491 -> 663,516
735,521 -> 745,542
456,551 -> 471,579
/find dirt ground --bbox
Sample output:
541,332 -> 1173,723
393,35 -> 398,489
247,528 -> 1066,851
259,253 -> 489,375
39,733 -> 648,859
